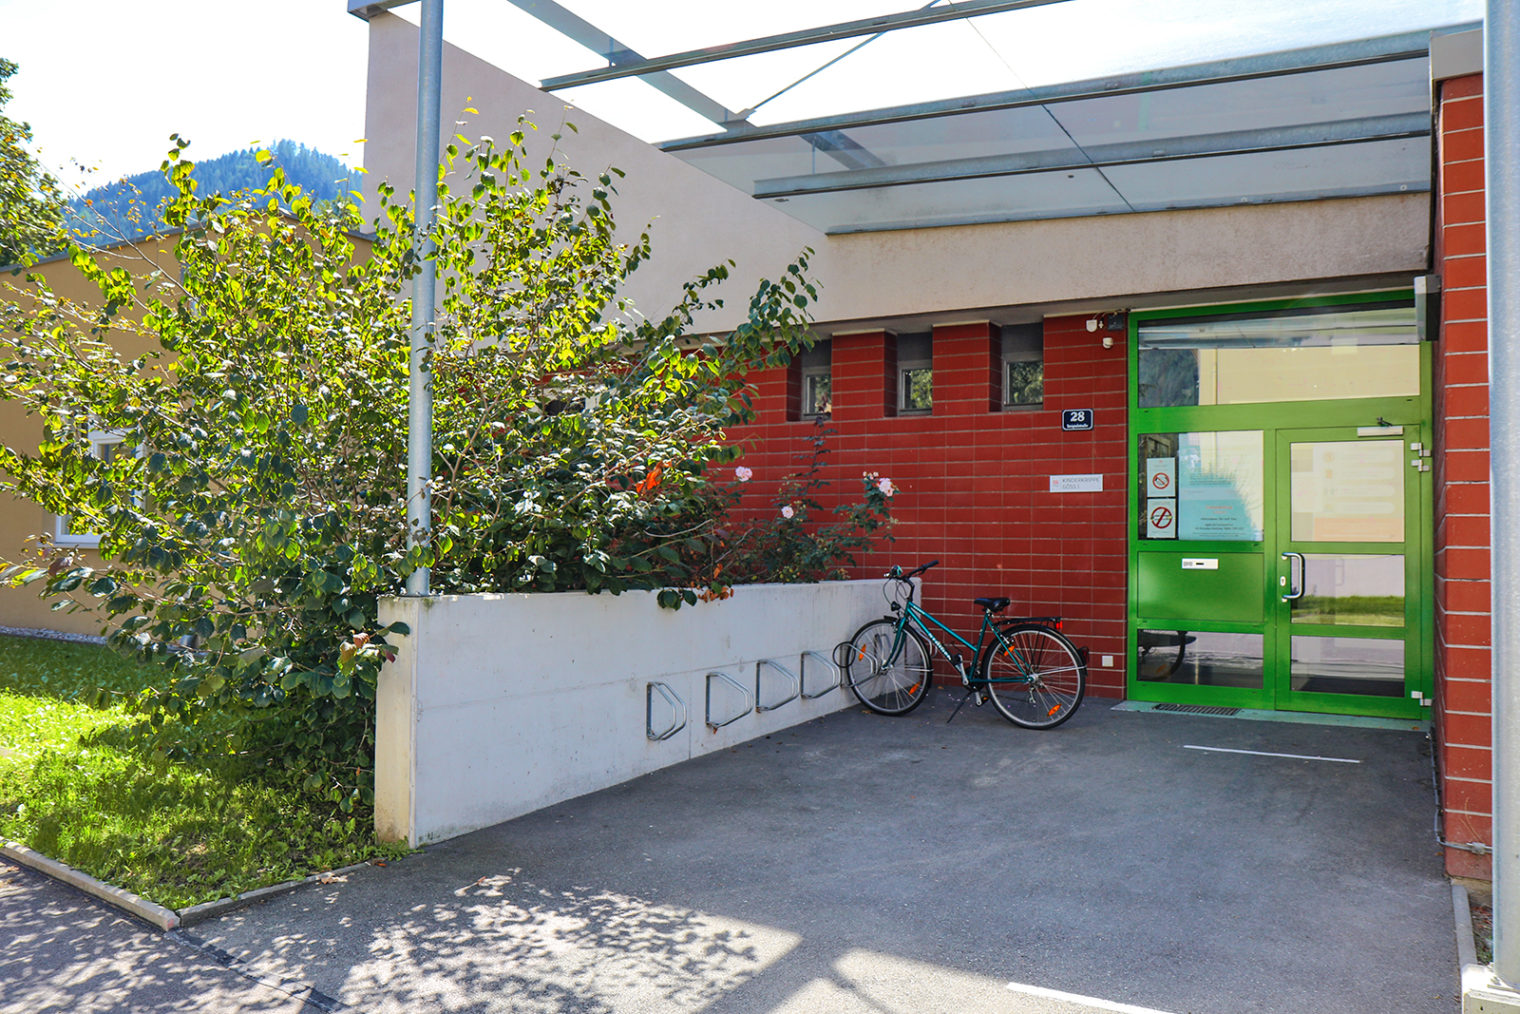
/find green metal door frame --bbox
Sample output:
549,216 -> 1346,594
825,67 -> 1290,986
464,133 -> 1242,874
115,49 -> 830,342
1125,290 -> 1434,718
1270,425 -> 1427,718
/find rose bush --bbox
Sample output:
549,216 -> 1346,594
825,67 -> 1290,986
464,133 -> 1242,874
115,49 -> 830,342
0,124 -> 889,808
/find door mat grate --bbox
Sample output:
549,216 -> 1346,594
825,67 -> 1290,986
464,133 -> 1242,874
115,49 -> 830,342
1153,703 -> 1241,717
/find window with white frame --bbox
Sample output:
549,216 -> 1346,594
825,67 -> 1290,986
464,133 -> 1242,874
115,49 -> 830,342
1001,322 -> 1044,407
896,331 -> 932,414
54,429 -> 133,547
799,338 -> 832,418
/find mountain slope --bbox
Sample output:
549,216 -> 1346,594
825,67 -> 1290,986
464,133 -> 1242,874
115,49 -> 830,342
68,140 -> 358,243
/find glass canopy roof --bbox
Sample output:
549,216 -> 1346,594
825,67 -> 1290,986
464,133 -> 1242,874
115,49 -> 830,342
356,0 -> 1481,234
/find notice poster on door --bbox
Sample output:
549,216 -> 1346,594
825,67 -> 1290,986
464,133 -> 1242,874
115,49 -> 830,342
1176,433 -> 1264,541
1146,498 -> 1177,539
1146,458 -> 1176,497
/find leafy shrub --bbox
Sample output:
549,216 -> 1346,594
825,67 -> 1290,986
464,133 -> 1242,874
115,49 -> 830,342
0,124 -> 886,808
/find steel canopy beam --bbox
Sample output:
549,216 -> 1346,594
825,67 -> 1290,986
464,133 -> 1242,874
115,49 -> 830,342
813,180 -> 1429,235
752,113 -> 1430,198
501,0 -> 744,126
348,0 -> 751,129
660,26 -> 1463,152
498,0 -> 881,171
539,0 -> 1075,92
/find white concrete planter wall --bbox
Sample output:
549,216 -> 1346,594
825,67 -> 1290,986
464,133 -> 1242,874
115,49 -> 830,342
376,581 -> 886,846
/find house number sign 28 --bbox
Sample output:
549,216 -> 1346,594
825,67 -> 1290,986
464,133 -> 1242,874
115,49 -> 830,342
1061,409 -> 1094,431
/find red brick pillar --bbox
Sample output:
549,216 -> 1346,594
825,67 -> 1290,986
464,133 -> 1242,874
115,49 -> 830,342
931,322 -> 999,416
1433,72 -> 1494,880
831,331 -> 893,423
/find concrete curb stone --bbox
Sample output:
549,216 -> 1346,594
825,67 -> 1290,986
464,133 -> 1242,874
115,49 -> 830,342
3,838 -> 380,931
177,861 -> 379,927
2,839 -> 180,930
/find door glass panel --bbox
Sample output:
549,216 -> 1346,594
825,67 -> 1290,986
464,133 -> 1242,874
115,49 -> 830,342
1138,345 -> 1420,407
1292,554 -> 1404,626
1137,630 -> 1262,689
1138,431 -> 1263,541
1289,636 -> 1404,697
1137,304 -> 1419,407
1290,440 -> 1405,542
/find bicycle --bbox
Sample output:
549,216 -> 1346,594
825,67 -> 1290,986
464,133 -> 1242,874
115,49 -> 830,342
837,560 -> 1087,729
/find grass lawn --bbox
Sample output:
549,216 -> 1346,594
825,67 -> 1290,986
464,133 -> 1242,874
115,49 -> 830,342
0,634 -> 406,909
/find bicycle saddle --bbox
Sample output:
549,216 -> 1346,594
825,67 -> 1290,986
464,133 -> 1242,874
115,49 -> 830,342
973,596 -> 1010,613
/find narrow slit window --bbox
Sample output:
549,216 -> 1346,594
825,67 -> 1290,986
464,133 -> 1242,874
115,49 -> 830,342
799,338 -> 832,419
1001,322 -> 1043,407
897,331 -> 932,414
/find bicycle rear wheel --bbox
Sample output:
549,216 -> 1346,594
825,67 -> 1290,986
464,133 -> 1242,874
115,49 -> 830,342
842,619 -> 932,716
981,623 -> 1085,729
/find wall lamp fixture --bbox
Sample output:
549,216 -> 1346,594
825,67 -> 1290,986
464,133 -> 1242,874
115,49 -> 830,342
1085,311 -> 1128,344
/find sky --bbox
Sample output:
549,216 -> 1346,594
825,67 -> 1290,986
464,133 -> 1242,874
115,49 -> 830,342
1,0 -> 370,193
0,0 -> 1484,197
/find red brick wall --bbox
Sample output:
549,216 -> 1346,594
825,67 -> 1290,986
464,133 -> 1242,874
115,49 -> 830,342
727,316 -> 1130,698
1433,72 -> 1493,880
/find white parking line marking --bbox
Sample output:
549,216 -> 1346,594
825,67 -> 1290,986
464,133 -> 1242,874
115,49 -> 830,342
1005,980 -> 1180,1013
1184,744 -> 1361,764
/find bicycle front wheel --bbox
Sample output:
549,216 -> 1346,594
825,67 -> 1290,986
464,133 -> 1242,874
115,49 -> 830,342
842,619 -> 933,716
981,623 -> 1085,729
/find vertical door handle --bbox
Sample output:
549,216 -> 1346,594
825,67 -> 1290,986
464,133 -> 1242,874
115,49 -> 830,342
1281,552 -> 1305,601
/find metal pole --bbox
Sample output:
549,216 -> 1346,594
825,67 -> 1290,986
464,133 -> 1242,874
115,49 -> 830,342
1489,0 -> 1520,986
405,0 -> 442,597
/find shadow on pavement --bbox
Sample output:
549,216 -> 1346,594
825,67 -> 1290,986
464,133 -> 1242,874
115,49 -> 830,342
157,701 -> 1462,1012
0,858 -> 315,1013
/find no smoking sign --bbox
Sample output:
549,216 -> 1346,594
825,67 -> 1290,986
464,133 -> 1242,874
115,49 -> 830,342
1147,498 -> 1177,539
1147,457 -> 1176,494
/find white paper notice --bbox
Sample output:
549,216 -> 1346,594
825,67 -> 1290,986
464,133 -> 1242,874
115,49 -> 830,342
1146,457 -> 1177,497
1050,474 -> 1103,493
1146,498 -> 1177,539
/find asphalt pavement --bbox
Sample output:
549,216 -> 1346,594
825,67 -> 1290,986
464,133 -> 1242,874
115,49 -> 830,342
0,856 -> 320,1013
1,698 -> 1458,1013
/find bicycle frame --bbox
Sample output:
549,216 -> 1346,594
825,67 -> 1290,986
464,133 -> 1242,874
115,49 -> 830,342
896,599 -> 982,680
889,593 -> 1048,688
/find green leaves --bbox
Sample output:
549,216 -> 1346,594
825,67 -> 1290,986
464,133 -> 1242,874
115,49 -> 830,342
0,118 -> 837,809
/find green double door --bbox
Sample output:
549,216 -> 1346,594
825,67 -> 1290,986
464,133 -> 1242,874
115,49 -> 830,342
1132,424 -> 1428,718
1127,298 -> 1432,720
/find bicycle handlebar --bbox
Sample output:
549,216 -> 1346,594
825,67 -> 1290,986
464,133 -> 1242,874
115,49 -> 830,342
887,560 -> 940,580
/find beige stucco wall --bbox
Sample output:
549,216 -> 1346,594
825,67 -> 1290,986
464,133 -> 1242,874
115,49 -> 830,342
0,238 -> 183,634
362,12 -> 1431,333
0,229 -> 372,635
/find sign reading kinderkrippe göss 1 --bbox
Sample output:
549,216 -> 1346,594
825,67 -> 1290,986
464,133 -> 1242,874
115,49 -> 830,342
1050,474 -> 1104,493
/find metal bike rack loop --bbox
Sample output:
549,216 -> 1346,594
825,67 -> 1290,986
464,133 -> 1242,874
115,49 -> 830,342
799,650 -> 841,699
645,681 -> 688,742
705,670 -> 753,730
754,658 -> 800,713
